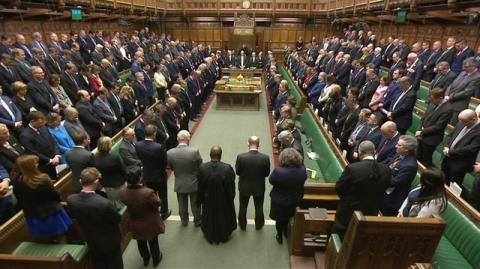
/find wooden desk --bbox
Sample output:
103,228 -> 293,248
215,90 -> 262,110
222,68 -> 263,78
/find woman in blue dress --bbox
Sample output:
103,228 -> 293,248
46,112 -> 75,163
12,154 -> 72,241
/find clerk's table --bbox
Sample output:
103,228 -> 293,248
214,73 -> 262,111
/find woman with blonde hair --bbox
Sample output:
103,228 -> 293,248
120,85 -> 139,124
12,155 -> 72,240
93,136 -> 126,209
11,81 -> 35,126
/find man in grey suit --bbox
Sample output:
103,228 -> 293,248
65,130 -> 94,192
235,136 -> 270,230
119,127 -> 141,170
445,57 -> 480,124
167,130 -> 202,226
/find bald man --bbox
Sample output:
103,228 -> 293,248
235,136 -> 271,230
376,121 -> 400,165
441,109 -> 480,185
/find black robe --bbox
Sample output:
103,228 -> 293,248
197,160 -> 237,244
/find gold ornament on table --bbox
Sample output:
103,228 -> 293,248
236,74 -> 244,82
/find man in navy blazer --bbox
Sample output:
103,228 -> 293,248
376,121 -> 400,165
451,38 -> 475,74
0,90 -> 22,131
381,135 -> 418,216
354,112 -> 383,160
387,77 -> 416,134
134,124 -> 171,220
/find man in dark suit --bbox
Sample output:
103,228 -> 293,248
333,141 -> 391,236
349,60 -> 366,90
0,54 -> 18,97
167,130 -> 203,226
405,53 -> 424,91
451,38 -> 475,74
93,87 -> 118,137
27,66 -> 60,115
249,52 -> 261,68
135,124 -> 171,220
119,127 -> 141,170
333,54 -> 351,93
0,89 -> 22,131
12,48 -> 32,83
60,63 -> 81,104
236,50 -> 249,69
376,121 -> 401,165
422,41 -> 443,81
67,167 -> 123,269
441,109 -> 480,185
387,76 -> 416,134
91,44 -> 105,66
358,69 -> 379,108
435,37 -> 457,67
445,57 -> 480,124
340,99 -> 361,149
416,88 -> 453,167
164,97 -> 180,149
429,61 -> 457,91
133,72 -> 151,112
388,52 -> 406,77
19,111 -> 61,180
278,130 -> 304,158
45,47 -> 62,75
235,136 -> 271,230
65,130 -> 94,192
382,135 -> 418,216
13,34 -> 33,60
354,112 -> 383,160
99,59 -> 116,90
272,81 -> 290,120
75,90 -> 104,148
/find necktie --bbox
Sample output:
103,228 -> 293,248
451,126 -> 470,149
392,90 -> 407,111
447,72 -> 468,94
377,139 -> 390,156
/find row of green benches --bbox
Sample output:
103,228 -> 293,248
281,66 -> 480,269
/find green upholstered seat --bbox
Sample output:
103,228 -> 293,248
298,109 -> 343,183
416,85 -> 429,111
407,112 -> 421,136
432,203 -> 480,269
279,67 -> 302,110
12,242 -> 88,262
110,140 -> 123,166
461,173 -> 476,203
119,72 -> 131,87
378,69 -> 388,78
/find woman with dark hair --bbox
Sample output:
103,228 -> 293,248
269,148 -> 307,244
120,166 -> 165,268
398,168 -> 448,218
12,155 -> 72,240
369,76 -> 390,111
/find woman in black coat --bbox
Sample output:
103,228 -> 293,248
94,136 -> 126,209
120,85 -> 139,124
269,148 -> 307,244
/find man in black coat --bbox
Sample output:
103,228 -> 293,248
60,63 -> 82,104
429,61 -> 457,91
164,97 -> 180,149
235,136 -> 270,230
422,41 -> 443,82
349,61 -> 366,90
387,76 -> 416,134
12,48 -> 32,83
441,109 -> 480,185
19,111 -> 61,180
354,112 -> 383,160
45,47 -> 62,75
75,90 -> 104,148
416,88 -> 453,167
332,141 -> 391,237
67,167 -> 123,269
388,52 -> 406,77
0,54 -> 18,97
27,66 -> 60,115
134,124 -> 171,220
405,53 -> 424,91
435,37 -> 457,67
65,130 -> 94,192
358,69 -> 379,108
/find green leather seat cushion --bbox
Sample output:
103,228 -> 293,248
432,237 -> 474,269
12,242 -> 88,262
330,233 -> 342,253
439,203 -> 480,268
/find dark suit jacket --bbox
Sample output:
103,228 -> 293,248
407,59 -> 424,91
357,127 -> 382,150
65,146 -> 94,192
27,79 -> 59,115
119,138 -> 141,169
435,47 -> 456,66
448,71 -> 480,112
376,133 -> 400,165
94,153 -> 125,188
349,68 -> 366,89
334,61 -> 351,87
418,101 -> 453,146
451,47 -> 474,74
383,154 -> 418,212
442,122 -> 480,174
134,139 -> 168,188
388,60 -> 406,76
67,192 -> 121,253
0,136 -> 23,173
99,67 -> 116,90
269,166 -> 307,206
75,101 -> 103,139
45,56 -> 62,75
235,150 -> 271,196
133,80 -> 150,110
430,70 -> 457,90
358,78 -> 379,108
13,179 -> 61,219
0,64 -> 17,97
389,89 -> 416,131
13,60 -> 32,83
20,125 -> 60,167
0,95 -> 22,129
60,73 -> 81,104
333,159 -> 391,234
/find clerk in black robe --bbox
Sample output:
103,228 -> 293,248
197,146 -> 237,244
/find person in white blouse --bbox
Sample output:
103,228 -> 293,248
153,65 -> 168,102
398,168 -> 448,218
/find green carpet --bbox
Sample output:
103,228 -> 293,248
122,92 -> 290,269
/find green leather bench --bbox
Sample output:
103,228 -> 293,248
298,108 -> 344,183
119,71 -> 131,87
432,201 -> 480,269
416,84 -> 429,110
12,242 -> 88,262
110,139 -> 123,166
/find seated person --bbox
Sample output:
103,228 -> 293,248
398,168 -> 448,218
